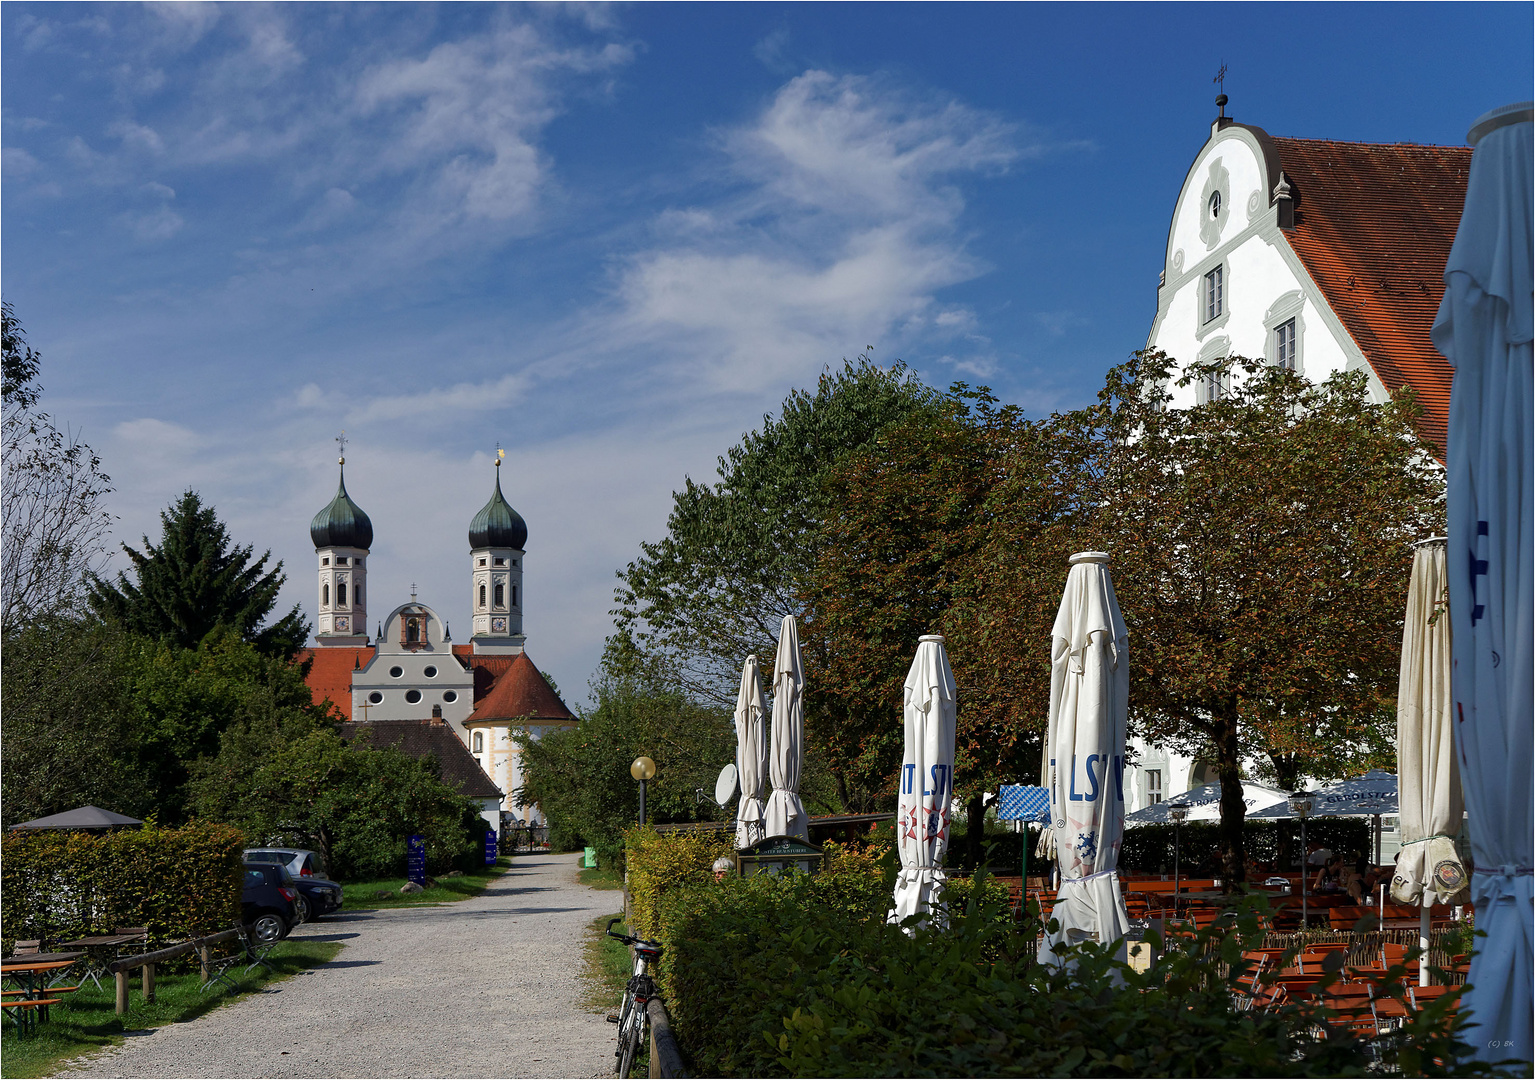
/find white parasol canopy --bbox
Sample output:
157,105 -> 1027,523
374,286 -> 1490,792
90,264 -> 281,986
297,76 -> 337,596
890,634 -> 958,927
1434,101 -> 1533,1068
1248,771 -> 1399,818
1391,540 -> 1467,907
733,654 -> 770,849
1041,552 -> 1131,966
763,615 -> 809,841
1125,781 -> 1289,825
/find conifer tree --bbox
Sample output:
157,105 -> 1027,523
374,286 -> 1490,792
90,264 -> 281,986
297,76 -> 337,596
88,490 -> 309,658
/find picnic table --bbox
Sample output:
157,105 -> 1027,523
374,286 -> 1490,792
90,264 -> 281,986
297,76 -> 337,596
56,932 -> 149,991
2,958 -> 80,1035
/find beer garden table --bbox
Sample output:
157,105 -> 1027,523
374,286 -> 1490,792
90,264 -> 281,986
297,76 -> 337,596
1,958 -> 80,1034
55,932 -> 148,991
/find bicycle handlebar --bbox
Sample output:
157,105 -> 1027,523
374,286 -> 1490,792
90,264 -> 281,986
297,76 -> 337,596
606,917 -> 662,951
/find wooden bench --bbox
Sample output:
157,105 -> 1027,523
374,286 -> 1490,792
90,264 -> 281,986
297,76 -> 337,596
2,997 -> 64,1035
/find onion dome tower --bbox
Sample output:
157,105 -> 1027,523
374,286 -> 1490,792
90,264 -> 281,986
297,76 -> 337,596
311,450 -> 372,647
469,451 -> 527,654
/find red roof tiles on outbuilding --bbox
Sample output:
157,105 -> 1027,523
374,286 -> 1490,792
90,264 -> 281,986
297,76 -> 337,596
1271,137 -> 1472,459
466,651 -> 575,723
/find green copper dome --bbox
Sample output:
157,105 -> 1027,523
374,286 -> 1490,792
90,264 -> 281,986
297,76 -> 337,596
310,463 -> 373,549
469,467 -> 527,550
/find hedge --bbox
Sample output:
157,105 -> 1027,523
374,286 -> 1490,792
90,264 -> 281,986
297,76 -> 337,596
2,821 -> 244,958
625,830 -> 1501,1077
1119,818 -> 1372,876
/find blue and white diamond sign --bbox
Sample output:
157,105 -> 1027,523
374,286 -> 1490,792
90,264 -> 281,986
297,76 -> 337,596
997,784 -> 1051,822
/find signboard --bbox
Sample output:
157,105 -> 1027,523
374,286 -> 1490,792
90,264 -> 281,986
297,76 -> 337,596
406,834 -> 427,886
997,785 -> 1051,822
738,835 -> 823,879
484,830 -> 498,866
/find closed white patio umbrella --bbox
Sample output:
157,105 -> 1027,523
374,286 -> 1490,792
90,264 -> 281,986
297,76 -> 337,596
763,615 -> 809,841
734,654 -> 770,849
890,634 -> 958,927
1041,552 -> 1131,966
1390,539 -> 1466,987
1434,101 -> 1534,1068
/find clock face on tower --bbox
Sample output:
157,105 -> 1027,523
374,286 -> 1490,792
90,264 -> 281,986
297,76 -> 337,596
336,617 -> 350,632
492,617 -> 508,634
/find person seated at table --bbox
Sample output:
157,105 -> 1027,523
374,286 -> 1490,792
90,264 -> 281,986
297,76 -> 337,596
1313,855 -> 1344,893
1340,853 -> 1368,902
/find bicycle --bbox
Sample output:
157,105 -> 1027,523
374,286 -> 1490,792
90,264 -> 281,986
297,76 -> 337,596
605,918 -> 663,1078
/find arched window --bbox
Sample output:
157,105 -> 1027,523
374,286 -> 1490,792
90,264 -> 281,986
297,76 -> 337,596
494,583 -> 504,608
406,618 -> 420,643
512,585 -> 518,607
337,582 -> 347,606
322,583 -> 329,606
473,731 -> 484,754
479,584 -> 486,608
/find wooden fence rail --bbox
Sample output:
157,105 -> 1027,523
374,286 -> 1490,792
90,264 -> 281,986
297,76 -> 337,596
108,927 -> 243,1015
646,996 -> 689,1078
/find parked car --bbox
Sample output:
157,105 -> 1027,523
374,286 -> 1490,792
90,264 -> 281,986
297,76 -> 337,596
244,848 -> 344,922
242,863 -> 297,944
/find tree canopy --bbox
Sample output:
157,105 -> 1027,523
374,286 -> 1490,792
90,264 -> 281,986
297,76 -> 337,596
89,489 -> 309,658
2,301 -> 114,634
613,356 -> 942,706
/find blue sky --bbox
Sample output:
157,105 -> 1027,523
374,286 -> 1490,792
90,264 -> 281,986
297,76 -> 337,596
4,2 -> 1530,706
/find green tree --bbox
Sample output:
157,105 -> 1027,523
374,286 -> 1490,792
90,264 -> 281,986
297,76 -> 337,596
190,723 -> 482,879
1064,351 -> 1444,885
0,617 -> 153,827
89,489 -> 308,658
2,301 -> 115,634
517,637 -> 750,868
614,356 -> 942,707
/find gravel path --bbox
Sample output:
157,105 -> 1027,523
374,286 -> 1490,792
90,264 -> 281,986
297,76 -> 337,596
60,852 -> 624,1079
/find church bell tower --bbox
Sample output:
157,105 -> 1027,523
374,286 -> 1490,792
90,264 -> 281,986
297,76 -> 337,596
311,449 -> 372,647
469,451 -> 527,655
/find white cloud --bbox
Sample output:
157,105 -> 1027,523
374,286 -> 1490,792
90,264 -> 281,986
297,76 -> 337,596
3,147 -> 41,176
346,371 -> 535,425
122,205 -> 185,241
110,120 -> 166,154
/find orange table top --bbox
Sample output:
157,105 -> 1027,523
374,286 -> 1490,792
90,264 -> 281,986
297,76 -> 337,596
1,959 -> 77,974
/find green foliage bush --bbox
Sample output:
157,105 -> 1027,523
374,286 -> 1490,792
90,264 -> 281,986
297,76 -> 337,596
1,821 -> 243,956
629,827 -> 1494,1078
624,826 -> 735,940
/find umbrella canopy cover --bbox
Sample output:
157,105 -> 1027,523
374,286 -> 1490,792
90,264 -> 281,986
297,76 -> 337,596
8,805 -> 144,831
1434,103 -> 1533,1068
1125,782 -> 1289,825
1041,553 -> 1131,965
734,654 -> 770,849
1392,541 -> 1468,906
763,615 -> 809,841
890,635 -> 958,927
1247,771 -> 1400,819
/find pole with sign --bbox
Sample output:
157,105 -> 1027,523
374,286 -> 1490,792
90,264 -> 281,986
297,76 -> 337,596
484,830 -> 498,867
997,785 -> 1051,902
407,834 -> 427,886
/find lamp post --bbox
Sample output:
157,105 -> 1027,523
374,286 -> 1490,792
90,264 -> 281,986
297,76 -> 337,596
631,756 -> 656,826
1289,792 -> 1313,932
1168,804 -> 1189,916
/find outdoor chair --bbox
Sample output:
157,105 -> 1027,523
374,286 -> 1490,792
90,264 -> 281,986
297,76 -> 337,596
12,941 -> 41,956
1408,984 -> 1461,1012
201,927 -> 277,994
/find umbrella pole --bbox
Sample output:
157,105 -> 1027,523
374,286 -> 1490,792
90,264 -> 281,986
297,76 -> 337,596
1374,814 -> 1382,867
1419,901 -> 1431,987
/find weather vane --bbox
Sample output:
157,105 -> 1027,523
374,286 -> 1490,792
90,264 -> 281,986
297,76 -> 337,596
1214,63 -> 1229,119
336,431 -> 348,465
495,441 -> 506,468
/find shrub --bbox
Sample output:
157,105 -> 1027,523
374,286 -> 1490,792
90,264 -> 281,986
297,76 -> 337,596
1,821 -> 243,956
644,852 -> 1496,1077
624,826 -> 735,940
1120,818 -> 1371,876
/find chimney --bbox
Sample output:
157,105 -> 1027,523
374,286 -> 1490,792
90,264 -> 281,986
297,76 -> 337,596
430,704 -> 445,726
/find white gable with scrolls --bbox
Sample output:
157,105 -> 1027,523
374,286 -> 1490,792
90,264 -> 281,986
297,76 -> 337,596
1147,120 -> 1386,410
350,602 -> 475,739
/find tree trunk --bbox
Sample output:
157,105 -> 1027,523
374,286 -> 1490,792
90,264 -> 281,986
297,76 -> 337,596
834,771 -> 851,815
965,792 -> 986,871
1216,720 -> 1247,890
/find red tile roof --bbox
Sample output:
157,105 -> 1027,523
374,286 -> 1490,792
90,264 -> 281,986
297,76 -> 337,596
465,651 -> 575,724
1271,137 -> 1471,459
296,646 -> 374,713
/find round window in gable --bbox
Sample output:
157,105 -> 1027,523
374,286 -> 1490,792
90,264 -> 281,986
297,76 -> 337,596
443,690 -> 458,703
1208,190 -> 1222,219
368,691 -> 383,704
423,665 -> 438,678
389,666 -> 403,678
404,689 -> 422,705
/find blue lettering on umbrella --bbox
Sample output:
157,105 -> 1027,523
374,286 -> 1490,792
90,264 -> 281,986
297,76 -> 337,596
902,763 -> 916,795
1085,754 -> 1102,802
1469,520 -> 1489,625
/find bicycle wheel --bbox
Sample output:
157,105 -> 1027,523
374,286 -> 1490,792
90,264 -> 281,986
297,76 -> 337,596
617,1012 -> 642,1078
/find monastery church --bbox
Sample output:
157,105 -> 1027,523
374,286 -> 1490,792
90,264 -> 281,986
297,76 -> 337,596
297,454 -> 576,832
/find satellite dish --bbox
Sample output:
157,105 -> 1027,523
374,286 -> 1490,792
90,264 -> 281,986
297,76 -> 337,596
714,763 -> 740,806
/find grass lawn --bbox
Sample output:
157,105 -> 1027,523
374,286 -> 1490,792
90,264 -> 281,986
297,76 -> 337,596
578,864 -> 624,891
581,913 -> 631,1013
0,937 -> 342,1079
339,856 -> 511,911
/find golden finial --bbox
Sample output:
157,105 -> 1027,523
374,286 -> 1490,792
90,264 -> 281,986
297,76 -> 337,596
336,431 -> 348,466
496,441 -> 505,468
